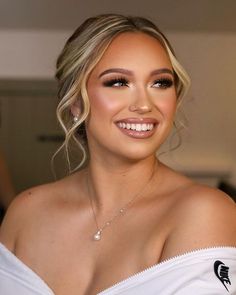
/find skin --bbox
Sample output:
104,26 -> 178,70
86,32 -> 176,164
73,32 -> 177,211
0,32 -> 235,295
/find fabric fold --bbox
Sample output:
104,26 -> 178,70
0,243 -> 235,295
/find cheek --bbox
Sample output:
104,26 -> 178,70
88,88 -> 125,119
156,96 -> 177,119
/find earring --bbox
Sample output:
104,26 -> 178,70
73,116 -> 79,123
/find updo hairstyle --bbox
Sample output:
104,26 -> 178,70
55,14 -> 190,172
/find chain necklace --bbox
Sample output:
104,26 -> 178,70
86,161 -> 157,241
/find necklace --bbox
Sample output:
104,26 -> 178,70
86,161 -> 157,241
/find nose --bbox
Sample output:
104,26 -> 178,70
129,104 -> 152,113
129,89 -> 153,114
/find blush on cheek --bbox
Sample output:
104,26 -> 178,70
157,97 -> 177,119
89,88 -> 125,113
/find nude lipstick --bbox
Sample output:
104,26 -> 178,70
115,118 -> 158,139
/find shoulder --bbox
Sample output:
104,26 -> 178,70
0,173 -> 82,251
161,183 -> 236,260
177,184 -> 236,224
0,182 -> 55,250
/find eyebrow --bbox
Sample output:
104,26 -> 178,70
99,68 -> 132,78
98,67 -> 174,78
150,68 -> 174,77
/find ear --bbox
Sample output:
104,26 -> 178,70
70,100 -> 81,117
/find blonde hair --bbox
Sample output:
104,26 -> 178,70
54,14 -> 190,173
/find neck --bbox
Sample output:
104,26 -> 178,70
85,155 -> 159,215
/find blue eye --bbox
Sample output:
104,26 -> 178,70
103,78 -> 128,87
153,78 -> 174,89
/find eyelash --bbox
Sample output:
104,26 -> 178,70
153,78 -> 174,89
103,77 -> 128,87
102,77 -> 174,89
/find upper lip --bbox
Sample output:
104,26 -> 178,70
115,117 -> 158,124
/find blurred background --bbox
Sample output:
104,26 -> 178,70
0,0 -> 235,220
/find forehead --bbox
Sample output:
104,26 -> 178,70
93,32 -> 172,72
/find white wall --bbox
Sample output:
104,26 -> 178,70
0,30 -> 68,79
0,29 -> 235,185
163,32 -> 236,185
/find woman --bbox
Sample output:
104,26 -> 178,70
0,14 -> 235,295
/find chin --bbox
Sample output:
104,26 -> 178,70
114,145 -> 159,163
116,134 -> 168,160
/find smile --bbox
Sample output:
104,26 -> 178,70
115,118 -> 158,139
117,122 -> 154,131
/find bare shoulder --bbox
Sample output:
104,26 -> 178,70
161,181 -> 236,260
175,182 -> 235,218
179,183 -> 236,227
0,182 -> 54,250
0,172 -> 84,251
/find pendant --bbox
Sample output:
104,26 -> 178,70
93,230 -> 102,241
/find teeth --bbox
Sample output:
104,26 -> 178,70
118,122 -> 154,131
142,124 -> 147,131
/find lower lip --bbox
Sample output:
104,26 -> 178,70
116,125 -> 157,139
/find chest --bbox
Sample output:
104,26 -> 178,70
34,245 -> 167,294
14,201 -> 172,294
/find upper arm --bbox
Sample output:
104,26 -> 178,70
161,186 -> 236,260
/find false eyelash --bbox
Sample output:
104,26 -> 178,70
154,78 -> 174,89
102,77 -> 128,87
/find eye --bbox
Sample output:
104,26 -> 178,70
152,78 -> 174,89
103,77 -> 129,87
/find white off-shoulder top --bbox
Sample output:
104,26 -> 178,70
0,243 -> 235,294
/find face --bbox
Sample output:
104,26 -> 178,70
82,32 -> 177,161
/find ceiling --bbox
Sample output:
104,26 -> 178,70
0,0 -> 236,32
